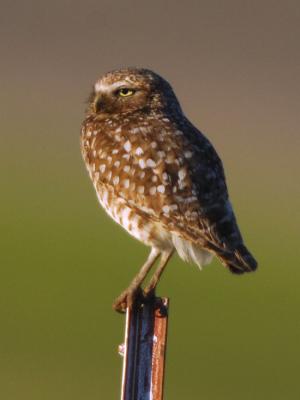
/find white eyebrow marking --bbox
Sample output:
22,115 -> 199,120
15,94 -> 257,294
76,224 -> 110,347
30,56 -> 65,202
94,80 -> 134,92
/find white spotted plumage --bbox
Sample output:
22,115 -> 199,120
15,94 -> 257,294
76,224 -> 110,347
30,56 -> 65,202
81,67 -> 257,311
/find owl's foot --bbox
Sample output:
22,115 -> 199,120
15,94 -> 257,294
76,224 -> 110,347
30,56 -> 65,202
113,286 -> 144,313
141,289 -> 167,316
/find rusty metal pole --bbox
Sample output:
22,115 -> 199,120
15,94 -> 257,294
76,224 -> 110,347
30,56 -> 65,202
119,297 -> 169,400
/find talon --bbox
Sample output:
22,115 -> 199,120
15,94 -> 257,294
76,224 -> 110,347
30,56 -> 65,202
112,295 -> 127,313
112,287 -> 143,313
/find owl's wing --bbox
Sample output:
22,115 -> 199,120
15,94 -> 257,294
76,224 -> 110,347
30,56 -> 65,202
161,122 -> 256,273
146,121 -> 257,274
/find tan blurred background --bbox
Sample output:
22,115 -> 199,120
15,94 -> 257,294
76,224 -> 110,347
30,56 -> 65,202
1,1 -> 299,399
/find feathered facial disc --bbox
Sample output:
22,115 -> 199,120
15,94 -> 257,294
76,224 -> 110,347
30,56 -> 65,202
87,68 -> 181,118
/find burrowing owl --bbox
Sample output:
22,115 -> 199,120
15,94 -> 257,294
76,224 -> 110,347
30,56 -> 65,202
81,68 -> 257,312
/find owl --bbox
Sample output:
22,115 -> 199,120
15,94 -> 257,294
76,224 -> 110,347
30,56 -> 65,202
81,68 -> 257,312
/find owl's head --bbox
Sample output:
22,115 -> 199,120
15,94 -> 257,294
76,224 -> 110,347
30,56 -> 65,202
86,68 -> 182,119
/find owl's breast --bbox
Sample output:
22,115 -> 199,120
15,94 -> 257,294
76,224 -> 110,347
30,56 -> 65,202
95,185 -> 172,250
80,115 -> 194,250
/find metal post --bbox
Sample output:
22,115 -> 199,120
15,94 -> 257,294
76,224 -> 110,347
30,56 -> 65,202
119,297 -> 169,400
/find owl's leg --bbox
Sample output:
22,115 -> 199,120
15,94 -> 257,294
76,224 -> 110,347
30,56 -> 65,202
113,247 -> 160,313
144,249 -> 174,296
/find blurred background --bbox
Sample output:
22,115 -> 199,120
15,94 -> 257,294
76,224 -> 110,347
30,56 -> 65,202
1,1 -> 299,399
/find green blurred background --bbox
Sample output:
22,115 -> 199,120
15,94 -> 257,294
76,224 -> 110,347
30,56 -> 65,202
1,1 -> 299,399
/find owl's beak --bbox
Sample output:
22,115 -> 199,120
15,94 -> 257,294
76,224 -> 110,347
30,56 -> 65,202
94,94 -> 106,113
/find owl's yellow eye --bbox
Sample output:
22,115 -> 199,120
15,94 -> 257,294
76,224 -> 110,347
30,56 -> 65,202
117,88 -> 135,97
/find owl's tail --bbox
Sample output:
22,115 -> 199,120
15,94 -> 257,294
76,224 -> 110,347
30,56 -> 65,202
216,244 -> 258,274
